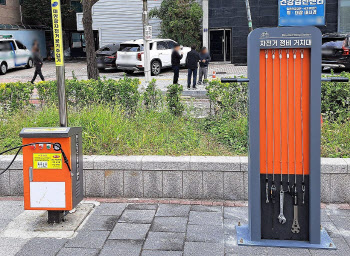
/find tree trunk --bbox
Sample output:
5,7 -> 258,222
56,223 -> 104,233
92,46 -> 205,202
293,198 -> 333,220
82,0 -> 99,80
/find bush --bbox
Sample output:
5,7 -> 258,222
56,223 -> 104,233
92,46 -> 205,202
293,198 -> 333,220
166,83 -> 184,116
35,76 -> 140,113
0,82 -> 34,113
321,72 -> 350,121
115,76 -> 140,115
206,79 -> 248,118
143,79 -> 163,110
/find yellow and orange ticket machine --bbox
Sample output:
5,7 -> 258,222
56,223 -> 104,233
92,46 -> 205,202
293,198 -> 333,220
20,127 -> 83,212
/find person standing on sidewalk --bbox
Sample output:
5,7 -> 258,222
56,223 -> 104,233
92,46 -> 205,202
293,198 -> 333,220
198,47 -> 211,85
186,45 -> 200,90
171,44 -> 183,84
31,41 -> 45,84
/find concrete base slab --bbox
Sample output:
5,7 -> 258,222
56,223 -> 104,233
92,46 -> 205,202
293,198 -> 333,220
236,225 -> 336,250
34,203 -> 95,232
1,202 -> 96,239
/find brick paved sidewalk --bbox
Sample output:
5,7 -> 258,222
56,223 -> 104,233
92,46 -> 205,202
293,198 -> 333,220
0,199 -> 350,256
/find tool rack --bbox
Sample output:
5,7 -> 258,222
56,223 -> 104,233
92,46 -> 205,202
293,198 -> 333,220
221,26 -> 348,249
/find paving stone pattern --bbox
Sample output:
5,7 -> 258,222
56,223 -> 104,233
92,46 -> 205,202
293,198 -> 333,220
2,201 -> 350,256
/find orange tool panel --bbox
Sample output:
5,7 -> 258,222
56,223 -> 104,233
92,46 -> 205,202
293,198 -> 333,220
22,137 -> 73,211
259,49 -> 310,176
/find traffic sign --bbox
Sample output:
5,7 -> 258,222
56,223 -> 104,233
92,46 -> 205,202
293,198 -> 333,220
51,0 -> 64,66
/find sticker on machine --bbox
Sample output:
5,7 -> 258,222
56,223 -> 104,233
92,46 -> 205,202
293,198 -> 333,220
33,153 -> 63,169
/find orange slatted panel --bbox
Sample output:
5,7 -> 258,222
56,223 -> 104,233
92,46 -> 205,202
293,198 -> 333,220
260,48 -> 310,176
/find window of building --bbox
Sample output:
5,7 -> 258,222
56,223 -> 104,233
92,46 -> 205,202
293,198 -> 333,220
71,0 -> 83,12
339,0 -> 350,33
0,0 -> 6,5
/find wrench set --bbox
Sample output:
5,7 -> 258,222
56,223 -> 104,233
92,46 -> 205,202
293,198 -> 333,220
260,48 -> 310,240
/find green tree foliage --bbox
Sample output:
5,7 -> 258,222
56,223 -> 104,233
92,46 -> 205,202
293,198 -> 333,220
21,0 -> 74,29
150,0 -> 203,48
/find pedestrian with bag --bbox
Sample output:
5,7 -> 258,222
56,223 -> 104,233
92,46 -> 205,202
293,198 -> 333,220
171,43 -> 183,84
31,40 -> 45,84
198,47 -> 211,85
185,45 -> 200,90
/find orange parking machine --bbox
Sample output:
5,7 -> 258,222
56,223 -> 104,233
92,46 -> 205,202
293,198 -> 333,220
20,127 -> 83,222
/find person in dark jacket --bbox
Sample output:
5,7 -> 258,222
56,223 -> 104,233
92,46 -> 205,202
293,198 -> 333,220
171,44 -> 183,84
185,45 -> 200,89
31,41 -> 45,84
198,47 -> 211,85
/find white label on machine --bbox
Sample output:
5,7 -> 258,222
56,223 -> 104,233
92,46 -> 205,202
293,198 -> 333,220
30,182 -> 66,208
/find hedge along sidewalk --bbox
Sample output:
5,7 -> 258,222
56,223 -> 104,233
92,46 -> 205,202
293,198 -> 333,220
0,155 -> 349,203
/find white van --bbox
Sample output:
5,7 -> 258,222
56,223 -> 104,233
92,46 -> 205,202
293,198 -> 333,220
116,39 -> 191,76
0,35 -> 33,75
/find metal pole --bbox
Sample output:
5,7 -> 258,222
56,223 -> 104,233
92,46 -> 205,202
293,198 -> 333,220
57,66 -> 67,127
51,0 -> 68,127
245,0 -> 253,32
143,0 -> 151,87
49,0 -> 67,224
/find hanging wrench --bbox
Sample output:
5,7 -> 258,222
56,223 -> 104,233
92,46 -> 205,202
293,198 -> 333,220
291,205 -> 300,233
278,188 -> 286,224
266,179 -> 270,203
291,186 -> 300,233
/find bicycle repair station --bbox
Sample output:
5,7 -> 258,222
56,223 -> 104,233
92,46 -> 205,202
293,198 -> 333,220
222,26 -> 348,249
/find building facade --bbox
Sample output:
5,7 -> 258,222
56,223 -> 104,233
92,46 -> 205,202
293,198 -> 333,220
76,0 -> 163,48
0,0 -> 22,25
204,0 -> 349,64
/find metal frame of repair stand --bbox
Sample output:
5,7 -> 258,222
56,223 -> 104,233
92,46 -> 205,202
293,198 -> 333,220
221,26 -> 348,250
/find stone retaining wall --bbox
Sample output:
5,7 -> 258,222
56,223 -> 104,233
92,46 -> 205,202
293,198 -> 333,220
0,156 -> 349,203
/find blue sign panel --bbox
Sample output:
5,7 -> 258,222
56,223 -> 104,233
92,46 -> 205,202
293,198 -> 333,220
279,0 -> 326,27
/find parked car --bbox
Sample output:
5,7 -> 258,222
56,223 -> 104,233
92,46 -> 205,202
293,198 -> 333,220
96,43 -> 120,70
0,35 -> 33,75
322,33 -> 350,70
115,39 -> 191,76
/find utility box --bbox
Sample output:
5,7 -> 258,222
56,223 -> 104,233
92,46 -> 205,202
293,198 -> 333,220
20,127 -> 83,211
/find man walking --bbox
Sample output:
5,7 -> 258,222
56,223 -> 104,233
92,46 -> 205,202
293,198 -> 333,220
198,47 -> 211,85
186,45 -> 200,90
171,44 -> 183,84
30,40 -> 45,84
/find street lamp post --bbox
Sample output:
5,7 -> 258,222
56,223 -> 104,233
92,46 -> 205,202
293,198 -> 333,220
143,0 -> 151,87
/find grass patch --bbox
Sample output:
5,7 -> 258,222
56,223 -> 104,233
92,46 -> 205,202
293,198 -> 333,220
0,105 -> 234,156
321,120 -> 350,158
1,106 -> 349,158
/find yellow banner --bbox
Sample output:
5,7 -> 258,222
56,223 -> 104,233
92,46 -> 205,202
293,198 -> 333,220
51,0 -> 64,66
33,153 -> 63,169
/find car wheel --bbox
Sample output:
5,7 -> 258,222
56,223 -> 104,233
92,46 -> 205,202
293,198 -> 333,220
125,70 -> 134,75
151,60 -> 161,76
0,63 -> 7,75
26,58 -> 34,68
